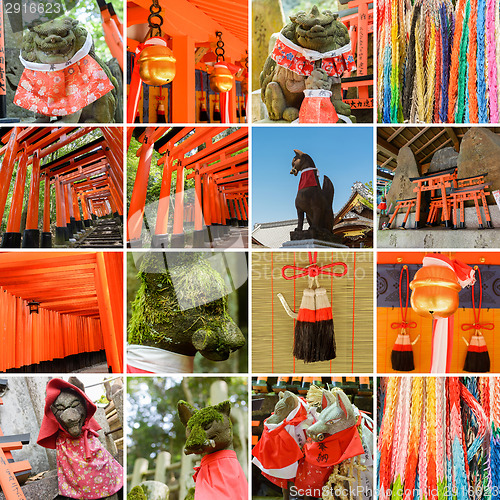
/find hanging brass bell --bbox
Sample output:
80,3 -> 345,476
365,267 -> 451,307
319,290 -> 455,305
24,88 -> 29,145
137,44 -> 176,86
410,265 -> 461,318
210,63 -> 234,93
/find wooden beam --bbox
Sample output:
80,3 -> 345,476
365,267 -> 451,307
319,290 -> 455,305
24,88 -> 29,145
445,127 -> 460,152
386,127 -> 405,142
377,137 -> 399,157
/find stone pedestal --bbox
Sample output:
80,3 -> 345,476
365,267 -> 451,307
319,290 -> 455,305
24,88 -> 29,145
282,238 -> 348,248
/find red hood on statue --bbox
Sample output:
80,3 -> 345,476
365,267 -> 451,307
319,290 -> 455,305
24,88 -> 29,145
37,378 -> 101,449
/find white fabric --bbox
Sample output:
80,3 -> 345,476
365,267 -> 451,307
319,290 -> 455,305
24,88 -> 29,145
303,89 -> 332,98
277,32 -> 352,61
430,318 -> 449,373
127,344 -> 195,373
300,167 -> 318,174
19,32 -> 92,72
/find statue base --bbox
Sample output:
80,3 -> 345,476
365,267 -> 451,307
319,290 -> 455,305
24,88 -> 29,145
282,238 -> 348,248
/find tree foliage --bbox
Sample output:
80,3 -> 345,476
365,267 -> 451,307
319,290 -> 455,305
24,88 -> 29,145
126,377 -> 248,474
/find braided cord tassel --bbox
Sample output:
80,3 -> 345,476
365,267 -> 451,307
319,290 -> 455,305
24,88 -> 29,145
436,378 -> 447,500
379,377 -> 400,500
404,377 -> 424,500
439,4 -> 451,121
391,377 -> 412,500
390,0 -> 400,122
448,0 -> 466,121
491,377 -> 500,493
415,18 -> 426,122
455,0 -> 471,123
467,0 -> 479,122
434,20 -> 443,122
486,0 -> 499,122
477,0 -> 488,122
425,21 -> 437,122
449,377 -> 469,500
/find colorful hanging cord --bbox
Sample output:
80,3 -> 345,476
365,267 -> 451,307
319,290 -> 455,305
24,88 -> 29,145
378,0 -> 500,123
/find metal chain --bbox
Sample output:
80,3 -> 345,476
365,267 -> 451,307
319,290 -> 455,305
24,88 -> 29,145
148,0 -> 163,36
215,31 -> 225,62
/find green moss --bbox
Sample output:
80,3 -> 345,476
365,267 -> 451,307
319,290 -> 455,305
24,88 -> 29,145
128,253 -> 231,347
128,486 -> 147,500
184,487 -> 195,500
180,400 -> 231,448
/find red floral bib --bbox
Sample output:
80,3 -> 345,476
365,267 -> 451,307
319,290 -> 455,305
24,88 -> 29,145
271,34 -> 356,77
14,33 -> 114,117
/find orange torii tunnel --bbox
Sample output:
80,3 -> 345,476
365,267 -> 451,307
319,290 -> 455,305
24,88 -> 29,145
128,126 -> 248,248
0,252 -> 123,373
0,127 -> 124,248
127,0 -> 248,124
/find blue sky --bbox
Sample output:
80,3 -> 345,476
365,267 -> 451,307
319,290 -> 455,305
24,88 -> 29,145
252,127 -> 373,224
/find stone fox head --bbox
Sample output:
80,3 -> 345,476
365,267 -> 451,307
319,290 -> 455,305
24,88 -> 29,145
21,18 -> 89,64
306,389 -> 357,442
50,389 -> 87,438
291,149 -> 317,176
178,400 -> 233,457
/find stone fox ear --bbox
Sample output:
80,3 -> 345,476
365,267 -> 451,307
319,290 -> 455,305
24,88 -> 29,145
214,400 -> 231,417
321,390 -> 336,410
337,391 -> 351,418
178,401 -> 197,426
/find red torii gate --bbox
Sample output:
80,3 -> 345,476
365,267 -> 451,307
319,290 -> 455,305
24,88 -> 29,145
0,252 -> 123,373
0,127 -> 124,248
128,126 -> 248,248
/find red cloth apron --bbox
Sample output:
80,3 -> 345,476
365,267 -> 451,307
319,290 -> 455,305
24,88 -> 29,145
193,449 -> 248,500
294,418 -> 364,490
298,169 -> 319,190
252,405 -> 307,469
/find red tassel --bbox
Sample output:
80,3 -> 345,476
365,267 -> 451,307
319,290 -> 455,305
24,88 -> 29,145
293,288 -> 316,362
293,288 -> 336,363
391,331 -> 415,371
463,334 -> 490,372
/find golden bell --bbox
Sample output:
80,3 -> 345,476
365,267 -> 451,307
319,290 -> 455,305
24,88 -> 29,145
210,63 -> 234,93
410,265 -> 461,319
137,45 -> 176,86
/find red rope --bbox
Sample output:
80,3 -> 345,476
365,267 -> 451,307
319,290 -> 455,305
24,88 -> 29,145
391,265 -> 417,331
282,251 -> 347,280
461,267 -> 494,331
330,251 -> 333,374
271,253 -> 274,373
351,252 -> 356,373
293,252 -> 296,373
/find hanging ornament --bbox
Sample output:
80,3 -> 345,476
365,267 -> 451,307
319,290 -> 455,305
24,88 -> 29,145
155,88 -> 166,123
213,94 -> 221,122
277,252 -> 347,363
209,31 -> 234,93
391,265 -> 419,371
410,254 -> 475,373
136,2 -> 176,87
127,0 -> 175,123
462,266 -> 492,372
198,70 -> 209,122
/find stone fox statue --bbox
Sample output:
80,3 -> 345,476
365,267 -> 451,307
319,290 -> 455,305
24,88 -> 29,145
15,17 -> 119,123
178,400 -> 248,500
291,149 -> 334,238
260,5 -> 355,122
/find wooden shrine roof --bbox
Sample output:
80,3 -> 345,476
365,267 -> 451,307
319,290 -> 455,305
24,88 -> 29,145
0,253 -> 102,318
127,0 -> 247,60
377,127 -> 500,178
